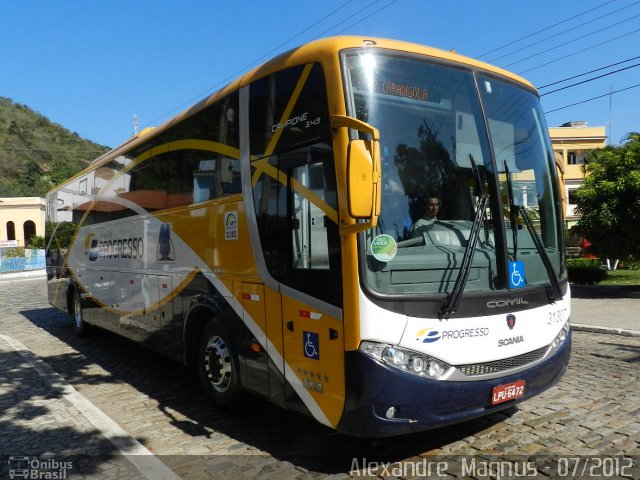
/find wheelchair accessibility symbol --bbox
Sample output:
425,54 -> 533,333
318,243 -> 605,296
509,261 -> 526,289
303,331 -> 320,360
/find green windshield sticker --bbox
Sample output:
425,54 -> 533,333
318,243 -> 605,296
371,234 -> 397,262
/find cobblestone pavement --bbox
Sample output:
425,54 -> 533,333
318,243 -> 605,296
0,277 -> 638,479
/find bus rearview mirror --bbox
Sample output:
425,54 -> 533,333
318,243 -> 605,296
331,114 -> 381,234
348,139 -> 376,218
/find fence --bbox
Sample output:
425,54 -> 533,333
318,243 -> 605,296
0,248 -> 46,274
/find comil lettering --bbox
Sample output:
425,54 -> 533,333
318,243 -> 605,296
487,297 -> 529,308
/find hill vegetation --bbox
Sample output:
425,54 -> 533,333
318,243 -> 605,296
0,97 -> 110,197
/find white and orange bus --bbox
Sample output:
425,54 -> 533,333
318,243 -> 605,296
46,36 -> 571,437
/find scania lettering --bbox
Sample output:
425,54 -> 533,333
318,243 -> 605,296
498,336 -> 525,347
46,37 -> 571,437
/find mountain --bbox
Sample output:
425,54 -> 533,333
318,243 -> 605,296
0,97 -> 110,197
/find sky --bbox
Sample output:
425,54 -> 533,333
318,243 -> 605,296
1,0 -> 639,152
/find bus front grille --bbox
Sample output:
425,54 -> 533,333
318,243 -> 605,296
456,346 -> 549,377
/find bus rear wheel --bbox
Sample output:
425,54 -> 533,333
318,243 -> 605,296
70,289 -> 90,337
198,321 -> 239,407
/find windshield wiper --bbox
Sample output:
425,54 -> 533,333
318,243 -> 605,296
439,156 -> 489,319
439,194 -> 488,319
503,166 -> 562,300
514,204 -> 562,300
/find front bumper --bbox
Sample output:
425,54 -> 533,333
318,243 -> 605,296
337,331 -> 572,437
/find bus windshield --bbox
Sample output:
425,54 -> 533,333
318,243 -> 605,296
344,51 -> 564,297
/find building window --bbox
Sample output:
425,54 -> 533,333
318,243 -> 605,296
568,189 -> 578,205
568,152 -> 577,165
24,220 -> 36,247
6,221 -> 15,241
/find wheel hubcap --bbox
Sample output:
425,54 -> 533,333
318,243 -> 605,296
204,336 -> 233,393
74,296 -> 82,328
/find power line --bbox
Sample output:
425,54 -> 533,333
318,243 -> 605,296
538,54 -> 640,89
316,0 -> 401,37
308,0 -> 387,39
145,1 -> 356,128
246,0 -> 356,68
486,1 -> 640,63
539,62 -> 640,96
337,0 -> 401,33
544,82 -> 640,113
476,0 -> 617,59
504,12 -> 640,68
518,27 -> 640,74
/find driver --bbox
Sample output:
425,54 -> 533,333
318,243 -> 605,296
410,195 -> 440,238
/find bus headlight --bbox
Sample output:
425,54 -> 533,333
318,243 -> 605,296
360,341 -> 451,380
551,321 -> 571,351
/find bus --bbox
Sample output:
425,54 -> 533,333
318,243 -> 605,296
46,36 -> 571,437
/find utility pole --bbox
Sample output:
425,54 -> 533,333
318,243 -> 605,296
133,114 -> 139,136
608,83 -> 613,146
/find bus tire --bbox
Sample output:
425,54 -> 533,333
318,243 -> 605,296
198,321 -> 239,407
70,289 -> 90,337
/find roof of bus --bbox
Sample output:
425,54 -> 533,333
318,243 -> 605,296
54,36 -> 536,192
240,36 -> 535,90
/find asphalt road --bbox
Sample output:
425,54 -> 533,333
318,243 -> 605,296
0,277 -> 638,479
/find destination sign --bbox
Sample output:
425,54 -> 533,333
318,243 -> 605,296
378,81 -> 428,101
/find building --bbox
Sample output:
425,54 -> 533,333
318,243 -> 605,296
0,197 -> 46,248
548,121 -> 607,227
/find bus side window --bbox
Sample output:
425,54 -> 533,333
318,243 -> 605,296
289,158 -> 330,270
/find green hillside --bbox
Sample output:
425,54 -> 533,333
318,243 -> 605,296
0,97 -> 110,197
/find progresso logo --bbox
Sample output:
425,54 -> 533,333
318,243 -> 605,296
415,327 -> 490,343
86,233 -> 144,261
415,328 -> 441,343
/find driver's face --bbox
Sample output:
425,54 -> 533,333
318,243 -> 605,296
426,198 -> 440,217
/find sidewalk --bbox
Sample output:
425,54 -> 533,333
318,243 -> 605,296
570,284 -> 640,337
0,333 -> 180,479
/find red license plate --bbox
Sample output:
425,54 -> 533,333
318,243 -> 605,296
491,380 -> 525,405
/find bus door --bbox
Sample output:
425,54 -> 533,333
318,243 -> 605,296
280,157 -> 345,428
246,63 -> 345,426
249,150 -> 346,426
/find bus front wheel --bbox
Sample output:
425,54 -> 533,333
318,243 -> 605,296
198,321 -> 239,407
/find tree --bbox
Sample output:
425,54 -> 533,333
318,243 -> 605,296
574,133 -> 640,260
28,235 -> 45,249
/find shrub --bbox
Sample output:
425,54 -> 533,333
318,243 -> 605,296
621,258 -> 640,270
567,258 -> 607,285
29,235 -> 45,249
2,247 -> 25,258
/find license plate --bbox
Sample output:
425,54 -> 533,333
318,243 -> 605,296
491,380 -> 525,405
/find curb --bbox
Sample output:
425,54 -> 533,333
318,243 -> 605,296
0,334 -> 181,480
571,284 -> 640,299
571,323 -> 640,338
0,269 -> 46,281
